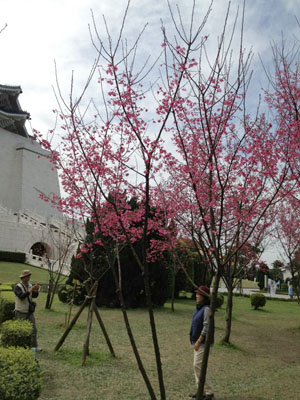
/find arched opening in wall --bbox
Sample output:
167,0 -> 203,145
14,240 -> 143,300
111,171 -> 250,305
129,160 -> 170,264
30,242 -> 52,258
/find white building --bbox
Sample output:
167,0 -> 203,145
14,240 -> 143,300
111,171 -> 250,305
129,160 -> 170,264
0,84 -> 77,273
281,266 -> 292,282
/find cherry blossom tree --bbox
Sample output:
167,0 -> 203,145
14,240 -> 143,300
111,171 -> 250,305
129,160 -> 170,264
220,240 -> 264,343
36,1 -> 207,398
264,36 -> 300,305
160,5 -> 297,399
264,38 -> 300,181
275,197 -> 300,304
36,1 -> 300,399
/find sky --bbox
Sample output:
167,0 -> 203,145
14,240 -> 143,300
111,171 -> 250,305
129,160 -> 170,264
1,0 -> 299,265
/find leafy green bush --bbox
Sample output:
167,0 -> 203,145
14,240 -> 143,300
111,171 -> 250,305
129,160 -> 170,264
0,291 -> 15,324
250,293 -> 266,310
0,347 -> 42,400
0,251 -> 26,263
71,213 -> 170,308
178,290 -> 193,299
58,283 -> 86,305
216,293 -> 224,308
1,319 -> 33,348
0,283 -> 13,291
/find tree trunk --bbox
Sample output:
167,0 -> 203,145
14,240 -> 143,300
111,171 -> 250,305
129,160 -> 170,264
143,261 -> 166,400
45,278 -> 54,309
171,266 -> 176,312
196,271 -> 221,400
290,269 -> 300,305
110,263 -> 157,400
141,171 -> 166,400
295,286 -> 300,305
49,273 -> 61,309
82,283 -> 97,366
221,285 -> 233,344
66,281 -> 78,326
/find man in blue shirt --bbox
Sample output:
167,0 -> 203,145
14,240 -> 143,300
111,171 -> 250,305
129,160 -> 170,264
189,285 -> 214,399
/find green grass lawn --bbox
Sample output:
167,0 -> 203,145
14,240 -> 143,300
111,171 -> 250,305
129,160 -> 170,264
239,279 -> 259,289
4,291 -> 297,400
211,277 -> 259,290
1,265 -> 299,399
0,261 -> 64,284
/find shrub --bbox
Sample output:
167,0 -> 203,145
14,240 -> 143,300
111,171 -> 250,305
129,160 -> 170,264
95,258 -> 169,308
58,283 -> 86,305
72,213 -> 170,309
216,293 -> 224,309
250,293 -> 266,310
0,283 -> 13,291
1,319 -> 33,348
0,291 -> 15,324
0,347 -> 42,400
178,290 -> 193,299
0,251 -> 26,263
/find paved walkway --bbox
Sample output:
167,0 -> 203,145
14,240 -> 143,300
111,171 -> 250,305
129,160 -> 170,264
218,287 -> 292,300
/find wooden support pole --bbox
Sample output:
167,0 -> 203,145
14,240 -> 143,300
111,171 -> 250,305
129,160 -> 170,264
54,281 -> 98,351
94,306 -> 116,358
82,282 -> 98,365
66,279 -> 78,326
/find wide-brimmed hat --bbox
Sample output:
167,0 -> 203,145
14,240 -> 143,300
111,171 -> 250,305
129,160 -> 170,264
194,285 -> 210,298
20,270 -> 32,278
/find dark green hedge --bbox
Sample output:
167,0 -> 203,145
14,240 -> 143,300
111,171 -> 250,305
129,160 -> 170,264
1,319 -> 33,348
0,291 -> 15,324
0,347 -> 42,400
0,283 -> 14,291
0,251 -> 26,263
70,211 -> 170,309
250,293 -> 266,310
58,283 -> 87,306
216,293 -> 224,308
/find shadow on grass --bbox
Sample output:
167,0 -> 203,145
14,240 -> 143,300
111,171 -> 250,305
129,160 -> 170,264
161,302 -> 196,316
287,326 -> 300,335
250,308 -> 272,313
164,299 -> 195,308
229,315 -> 258,327
39,308 -> 66,315
55,322 -> 87,330
216,341 -> 248,355
222,315 -> 256,327
50,348 -> 114,366
215,325 -> 225,331
218,397 -> 265,400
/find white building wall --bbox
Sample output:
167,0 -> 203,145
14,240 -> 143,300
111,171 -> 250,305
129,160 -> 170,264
0,207 -> 78,275
0,96 -> 78,276
0,127 -> 61,218
0,216 -> 44,253
282,269 -> 292,281
0,128 -> 22,210
0,209 -> 55,256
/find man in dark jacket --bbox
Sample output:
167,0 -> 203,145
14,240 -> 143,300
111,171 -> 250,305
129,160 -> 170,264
189,285 -> 214,399
14,269 -> 42,351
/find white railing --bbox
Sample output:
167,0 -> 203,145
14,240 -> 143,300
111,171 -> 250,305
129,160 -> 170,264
25,253 -> 70,276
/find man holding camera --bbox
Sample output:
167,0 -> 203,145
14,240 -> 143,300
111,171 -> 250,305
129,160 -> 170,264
14,269 -> 42,351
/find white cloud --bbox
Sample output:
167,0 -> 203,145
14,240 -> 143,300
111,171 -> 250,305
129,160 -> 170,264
0,0 -> 297,265
0,0 -> 299,136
